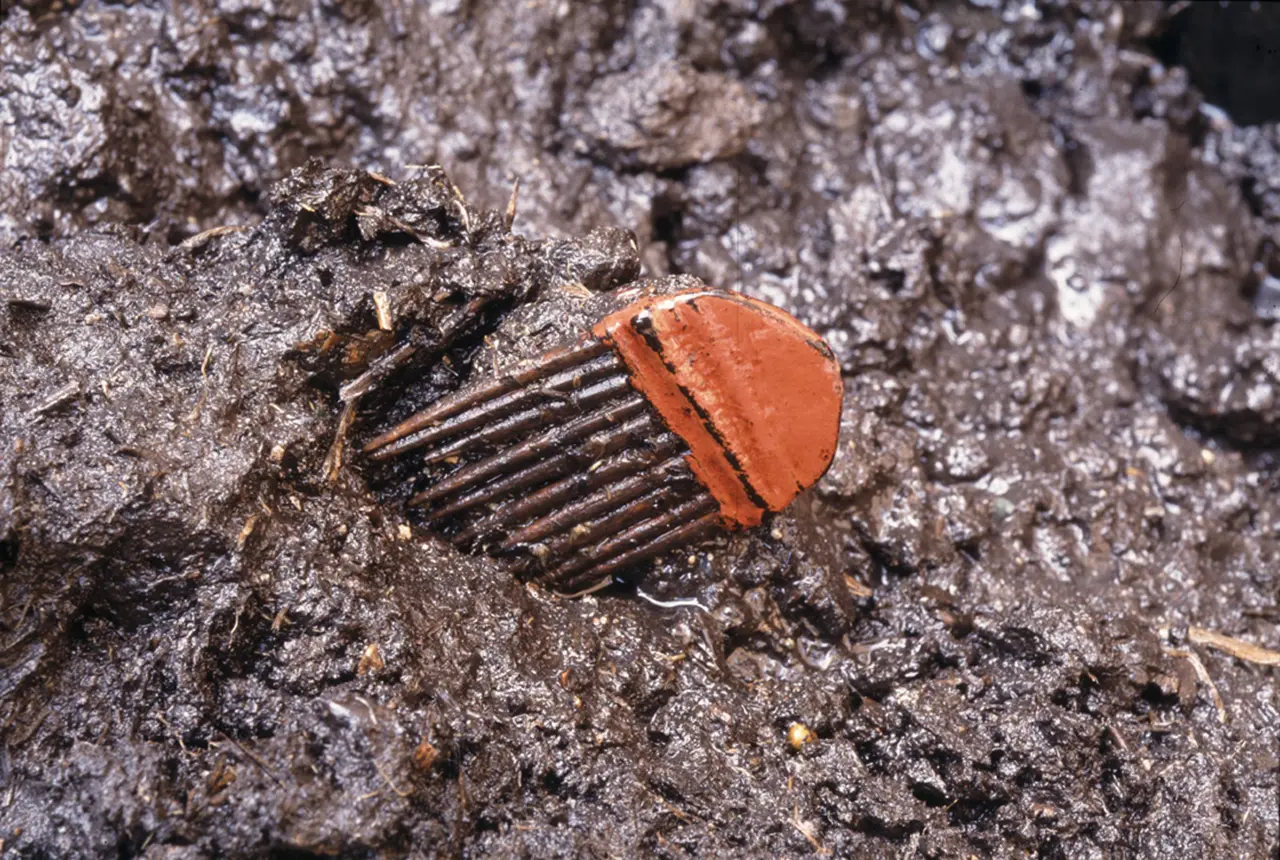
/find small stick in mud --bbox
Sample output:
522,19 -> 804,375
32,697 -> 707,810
30,381 -> 81,418
1187,627 -> 1280,666
504,177 -> 521,232
215,731 -> 282,787
172,224 -> 249,255
373,291 -> 393,331
374,756 -> 414,798
323,400 -> 359,482
1163,646 -> 1228,723
791,803 -> 831,856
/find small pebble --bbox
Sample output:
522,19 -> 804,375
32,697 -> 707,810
942,437 -> 991,481
788,722 -> 816,750
414,740 -> 439,770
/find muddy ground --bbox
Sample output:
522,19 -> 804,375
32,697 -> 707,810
1,1 -> 1278,857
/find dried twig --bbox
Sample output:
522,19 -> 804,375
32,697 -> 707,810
504,177 -> 521,232
1187,627 -> 1280,667
374,756 -> 414,798
1163,647 -> 1227,724
791,803 -> 831,856
215,731 -> 282,786
236,514 -> 258,549
373,291 -> 393,331
175,224 -> 248,253
30,381 -> 80,418
323,400 -> 359,482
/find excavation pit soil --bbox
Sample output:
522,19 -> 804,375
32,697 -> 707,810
1,2 -> 1278,858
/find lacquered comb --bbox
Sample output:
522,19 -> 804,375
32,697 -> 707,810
364,287 -> 843,593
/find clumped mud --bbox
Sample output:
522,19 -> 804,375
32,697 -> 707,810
1,1 -> 1278,858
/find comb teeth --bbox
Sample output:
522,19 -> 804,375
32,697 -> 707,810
497,453 -> 694,550
364,335 -> 720,588
366,338 -> 609,434
409,392 -> 650,506
538,496 -> 720,592
400,373 -> 633,465
341,297 -> 491,402
556,510 -> 721,593
450,427 -> 685,543
424,414 -> 665,523
364,348 -> 623,458
520,483 -> 692,569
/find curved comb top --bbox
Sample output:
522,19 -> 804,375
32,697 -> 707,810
592,288 -> 843,528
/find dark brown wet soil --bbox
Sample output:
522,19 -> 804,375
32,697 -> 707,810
1,2 -> 1278,858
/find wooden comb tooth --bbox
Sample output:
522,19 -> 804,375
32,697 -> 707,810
551,512 -> 722,594
364,348 -> 622,457
342,297 -> 491,402
404,373 -> 634,465
450,432 -> 686,545
497,454 -> 695,551
540,494 -> 719,585
516,482 -> 694,571
408,393 -> 650,507
424,415 -> 667,522
364,337 -> 609,447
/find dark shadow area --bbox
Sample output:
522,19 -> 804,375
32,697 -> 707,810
1150,1 -> 1280,126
